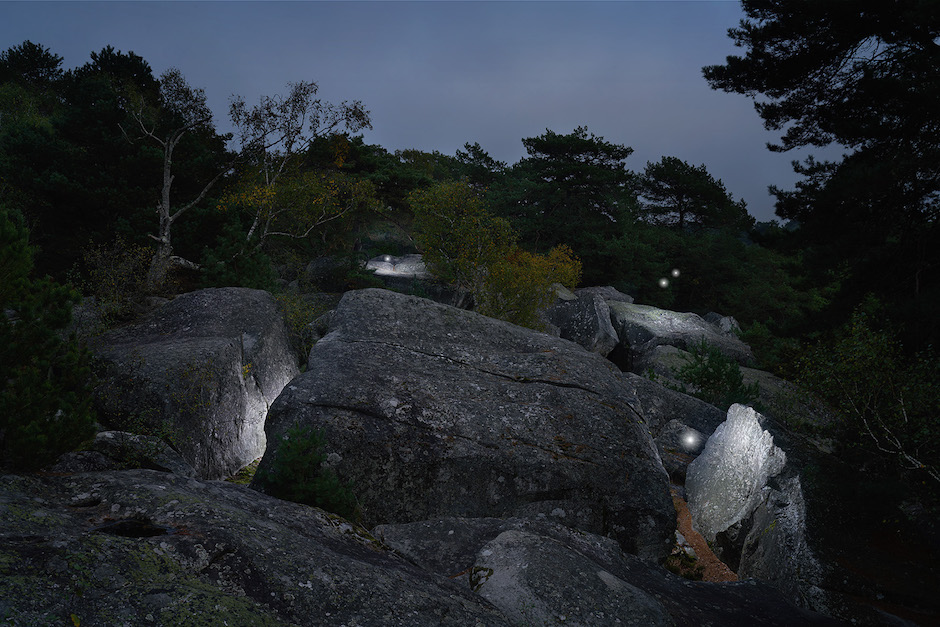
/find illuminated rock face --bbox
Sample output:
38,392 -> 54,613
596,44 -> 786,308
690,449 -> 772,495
607,302 -> 754,372
91,288 -> 300,479
685,404 -> 786,542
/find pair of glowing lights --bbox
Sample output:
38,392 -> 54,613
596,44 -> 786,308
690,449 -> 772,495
658,268 -> 681,289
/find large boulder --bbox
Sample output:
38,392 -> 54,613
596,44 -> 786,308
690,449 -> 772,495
91,288 -> 300,480
684,405 -> 940,625
607,302 -> 753,372
254,288 -> 676,562
686,404 -> 787,543
543,290 -> 620,356
374,517 -> 845,626
0,470 -> 510,626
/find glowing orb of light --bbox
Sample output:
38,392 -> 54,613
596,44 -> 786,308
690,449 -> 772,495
671,268 -> 680,278
680,429 -> 701,451
383,255 -> 392,262
658,278 -> 669,288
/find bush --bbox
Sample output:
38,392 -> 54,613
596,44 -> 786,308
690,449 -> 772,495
410,180 -> 582,331
200,222 -> 278,290
475,244 -> 581,331
0,206 -> 96,471
78,235 -> 153,325
796,306 -> 939,485
668,338 -> 760,411
254,424 -> 359,520
409,180 -> 515,291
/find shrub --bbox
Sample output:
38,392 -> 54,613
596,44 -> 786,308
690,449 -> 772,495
669,338 -> 760,411
410,180 -> 582,331
475,244 -> 581,331
0,206 -> 96,471
796,307 -> 939,485
78,235 -> 152,325
254,424 -> 359,520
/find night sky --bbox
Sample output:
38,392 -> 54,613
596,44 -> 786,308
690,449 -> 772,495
1,0 -> 833,222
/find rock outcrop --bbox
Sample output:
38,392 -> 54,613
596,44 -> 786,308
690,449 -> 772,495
543,290 -> 620,356
91,288 -> 300,479
374,517 -> 844,626
254,288 -> 676,562
0,470 -> 510,626
608,302 -> 753,372
686,404 -> 787,542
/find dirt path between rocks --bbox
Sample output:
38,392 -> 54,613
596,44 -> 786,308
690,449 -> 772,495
671,485 -> 738,583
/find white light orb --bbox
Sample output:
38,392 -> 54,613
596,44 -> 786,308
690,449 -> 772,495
383,255 -> 392,262
671,268 -> 680,278
680,429 -> 701,450
658,278 -> 669,288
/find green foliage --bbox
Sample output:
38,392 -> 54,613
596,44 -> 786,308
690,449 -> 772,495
0,205 -> 96,471
640,156 -> 752,231
475,245 -> 581,331
669,338 -> 760,411
255,424 -> 358,520
77,236 -> 153,325
200,222 -> 278,290
796,305 -> 939,484
409,180 -> 515,291
704,2 -> 940,352
494,126 -> 637,284
410,180 -> 581,330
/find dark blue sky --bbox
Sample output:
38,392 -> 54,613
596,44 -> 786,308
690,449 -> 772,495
1,1 -> 829,222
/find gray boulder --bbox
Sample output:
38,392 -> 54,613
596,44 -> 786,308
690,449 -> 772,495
49,431 -> 196,477
255,288 -> 676,562
0,470 -> 510,626
91,288 -> 300,480
576,285 -> 635,304
543,291 -> 620,356
472,528 -> 673,626
608,302 -> 753,372
625,371 -> 727,438
365,253 -> 431,279
374,517 -> 845,626
686,404 -> 787,543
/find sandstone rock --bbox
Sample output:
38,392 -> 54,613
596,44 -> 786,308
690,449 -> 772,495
91,288 -> 300,479
624,371 -> 727,438
608,302 -> 753,372
0,470 -> 510,626
374,517 -> 845,626
686,405 -> 787,542
255,288 -> 676,561
365,253 -> 431,280
543,291 -> 620,355
704,311 -> 742,336
576,285 -> 634,304
473,529 -> 673,626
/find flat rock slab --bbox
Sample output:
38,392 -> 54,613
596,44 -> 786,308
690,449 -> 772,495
374,517 -> 846,626
0,470 -> 510,626
255,288 -> 676,561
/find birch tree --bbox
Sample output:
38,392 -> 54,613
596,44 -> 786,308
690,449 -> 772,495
123,67 -> 231,290
226,81 -> 372,255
